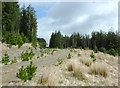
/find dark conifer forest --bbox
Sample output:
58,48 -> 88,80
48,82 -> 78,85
1,2 -> 120,56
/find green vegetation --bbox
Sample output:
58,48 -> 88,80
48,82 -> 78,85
107,49 -> 117,56
32,41 -> 37,50
41,52 -> 44,57
11,57 -> 17,64
51,50 -> 55,55
49,30 -> 120,56
67,53 -> 71,59
2,52 -> 10,65
80,46 -> 82,49
16,61 -> 37,82
2,2 -> 39,48
57,58 -> 63,65
94,46 -> 98,53
99,47 -> 117,56
74,50 -> 77,53
70,49 -> 73,52
49,31 -> 64,48
78,53 -> 81,57
37,38 -> 47,48
37,56 -> 40,59
90,52 -> 96,62
29,49 -> 35,59
16,66 -> 27,82
99,47 -> 106,53
21,49 -> 35,61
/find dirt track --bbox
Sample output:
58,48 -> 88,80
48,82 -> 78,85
0,44 -> 118,86
1,45 -> 69,85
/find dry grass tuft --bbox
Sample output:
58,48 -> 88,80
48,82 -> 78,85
72,62 -> 86,80
67,62 -> 73,71
95,52 -> 105,60
48,74 -> 57,86
80,58 -> 92,66
40,70 -> 50,84
40,70 -> 58,86
89,62 -> 108,77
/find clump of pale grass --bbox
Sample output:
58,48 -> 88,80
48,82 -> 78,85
80,58 -> 92,66
95,52 -> 105,60
72,61 -> 87,80
67,63 -> 73,71
40,70 -> 50,84
89,62 -> 108,77
48,73 -> 57,86
40,69 -> 58,86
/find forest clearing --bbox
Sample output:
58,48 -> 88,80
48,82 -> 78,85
0,43 -> 118,86
1,1 -> 119,87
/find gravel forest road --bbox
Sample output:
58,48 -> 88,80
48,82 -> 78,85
1,49 -> 69,85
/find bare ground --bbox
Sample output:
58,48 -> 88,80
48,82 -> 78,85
0,43 -> 118,86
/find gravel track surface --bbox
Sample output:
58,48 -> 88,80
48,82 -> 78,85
1,46 -> 69,85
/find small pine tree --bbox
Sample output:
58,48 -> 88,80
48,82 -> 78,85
26,61 -> 37,80
78,53 -> 81,56
57,58 -> 63,64
2,52 -> 10,65
29,49 -> 35,59
90,52 -> 96,62
67,53 -> 71,59
16,65 -> 28,82
94,46 -> 98,53
16,61 -> 37,82
11,57 -> 17,64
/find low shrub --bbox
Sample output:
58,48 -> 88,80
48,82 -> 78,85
70,49 -> 73,52
21,51 -> 29,61
2,52 -> 10,65
16,61 -> 37,82
107,48 -> 117,56
11,57 -> 17,64
41,52 -> 44,57
21,49 -> 35,61
74,50 -> 77,53
94,46 -> 98,53
77,53 -> 81,57
51,51 -> 54,55
90,52 -> 95,58
26,61 -> 37,80
32,41 -> 37,50
29,49 -> 35,59
37,56 -> 40,59
99,47 -> 106,53
57,58 -> 63,65
90,52 -> 96,62
67,53 -> 71,59
80,46 -> 82,49
7,44 -> 12,48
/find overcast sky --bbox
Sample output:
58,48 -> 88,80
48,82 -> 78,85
19,1 -> 118,45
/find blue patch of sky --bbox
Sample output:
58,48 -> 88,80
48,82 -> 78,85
18,2 -> 56,19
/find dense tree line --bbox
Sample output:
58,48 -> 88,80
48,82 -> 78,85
37,38 -> 47,48
2,2 -> 39,48
49,30 -> 120,55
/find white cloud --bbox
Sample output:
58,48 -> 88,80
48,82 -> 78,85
37,2 -> 118,45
